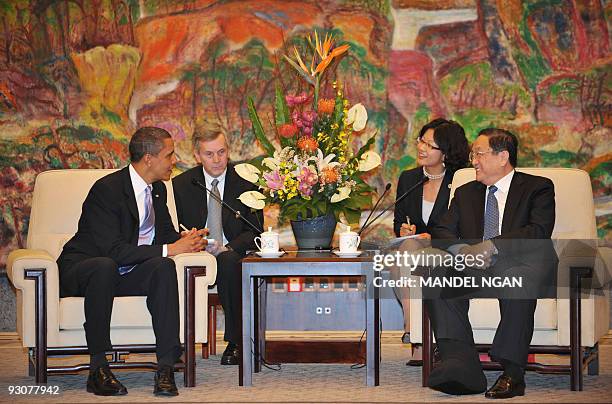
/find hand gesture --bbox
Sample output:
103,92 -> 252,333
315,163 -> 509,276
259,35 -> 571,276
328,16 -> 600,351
168,230 -> 208,256
400,223 -> 417,237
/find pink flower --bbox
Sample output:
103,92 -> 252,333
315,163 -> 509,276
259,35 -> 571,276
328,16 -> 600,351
263,170 -> 285,191
298,182 -> 314,197
302,110 -> 317,124
298,166 -> 318,185
297,166 -> 317,197
286,92 -> 311,107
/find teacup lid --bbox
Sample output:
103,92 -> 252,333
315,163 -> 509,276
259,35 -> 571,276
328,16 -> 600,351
262,226 -> 278,235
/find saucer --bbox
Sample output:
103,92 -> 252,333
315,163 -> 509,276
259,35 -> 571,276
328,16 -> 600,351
255,251 -> 285,258
332,250 -> 363,258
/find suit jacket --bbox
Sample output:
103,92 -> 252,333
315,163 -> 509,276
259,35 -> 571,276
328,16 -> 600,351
393,167 -> 453,237
431,171 -> 558,292
58,167 -> 180,270
172,163 -> 263,256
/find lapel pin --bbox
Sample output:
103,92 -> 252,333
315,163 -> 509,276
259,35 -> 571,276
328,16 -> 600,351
155,194 -> 159,198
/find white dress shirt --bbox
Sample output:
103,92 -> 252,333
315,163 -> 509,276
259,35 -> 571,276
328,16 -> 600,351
128,165 -> 168,256
422,199 -> 434,225
202,167 -> 229,246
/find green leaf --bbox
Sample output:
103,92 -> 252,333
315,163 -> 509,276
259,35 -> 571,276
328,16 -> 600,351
332,89 -> 344,130
274,82 -> 290,126
355,134 -> 376,160
247,96 -> 276,156
343,209 -> 361,227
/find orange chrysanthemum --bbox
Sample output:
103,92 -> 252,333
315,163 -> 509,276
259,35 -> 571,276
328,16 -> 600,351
317,98 -> 335,115
320,166 -> 340,184
297,136 -> 319,153
278,123 -> 298,138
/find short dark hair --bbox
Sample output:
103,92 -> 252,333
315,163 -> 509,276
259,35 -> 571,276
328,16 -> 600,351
418,118 -> 470,174
129,127 -> 172,162
478,128 -> 518,167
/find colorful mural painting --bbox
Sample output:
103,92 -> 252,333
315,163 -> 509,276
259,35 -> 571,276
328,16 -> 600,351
0,0 -> 610,270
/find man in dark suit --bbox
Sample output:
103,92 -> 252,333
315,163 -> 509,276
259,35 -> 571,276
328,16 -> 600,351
173,125 -> 262,365
426,128 -> 557,399
58,127 -> 207,397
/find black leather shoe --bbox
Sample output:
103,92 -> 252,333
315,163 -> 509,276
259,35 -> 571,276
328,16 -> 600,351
428,358 -> 487,395
485,375 -> 525,399
86,366 -> 128,396
154,365 -> 179,397
221,342 -> 239,365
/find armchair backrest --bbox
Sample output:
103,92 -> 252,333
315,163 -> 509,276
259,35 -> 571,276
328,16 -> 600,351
27,169 -> 118,258
449,168 -> 597,239
26,169 -> 180,258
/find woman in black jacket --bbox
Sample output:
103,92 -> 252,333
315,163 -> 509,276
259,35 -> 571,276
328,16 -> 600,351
392,118 -> 469,348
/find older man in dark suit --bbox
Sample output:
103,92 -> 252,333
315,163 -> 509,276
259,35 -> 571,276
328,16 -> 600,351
426,128 -> 557,399
173,125 -> 262,366
58,127 -> 207,397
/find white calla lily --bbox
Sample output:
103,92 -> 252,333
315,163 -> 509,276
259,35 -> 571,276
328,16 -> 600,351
330,186 -> 351,203
358,150 -> 381,172
346,103 -> 368,131
234,163 -> 261,183
262,157 -> 279,170
238,191 -> 266,210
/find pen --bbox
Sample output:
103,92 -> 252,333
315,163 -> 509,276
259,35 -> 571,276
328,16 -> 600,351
406,216 -> 411,226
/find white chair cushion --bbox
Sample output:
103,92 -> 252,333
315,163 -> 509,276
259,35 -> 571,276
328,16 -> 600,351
468,298 -> 557,330
59,297 -> 152,330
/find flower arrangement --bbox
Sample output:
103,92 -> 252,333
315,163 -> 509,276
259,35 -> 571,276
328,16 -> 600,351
236,31 -> 381,225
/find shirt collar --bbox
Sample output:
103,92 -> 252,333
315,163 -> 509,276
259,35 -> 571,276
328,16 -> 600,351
128,164 -> 150,195
492,169 -> 515,194
202,166 -> 227,188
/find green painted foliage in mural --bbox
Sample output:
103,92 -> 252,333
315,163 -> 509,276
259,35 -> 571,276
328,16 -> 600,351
385,155 -> 416,176
440,62 -> 531,116
537,150 -> 587,167
451,109 -> 515,142
515,0 -> 555,90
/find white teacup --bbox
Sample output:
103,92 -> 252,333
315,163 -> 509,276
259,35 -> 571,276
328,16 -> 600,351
254,227 -> 279,253
339,226 -> 361,253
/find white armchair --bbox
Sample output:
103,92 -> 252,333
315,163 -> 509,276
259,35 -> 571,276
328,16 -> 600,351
7,169 -> 217,386
410,167 -> 610,391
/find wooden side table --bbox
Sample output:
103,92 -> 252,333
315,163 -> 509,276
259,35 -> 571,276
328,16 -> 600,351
240,251 -> 380,386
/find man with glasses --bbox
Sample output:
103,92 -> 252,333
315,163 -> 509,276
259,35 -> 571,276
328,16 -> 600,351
425,128 -> 557,399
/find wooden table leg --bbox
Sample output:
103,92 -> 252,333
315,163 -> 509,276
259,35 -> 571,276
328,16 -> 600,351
422,301 -> 433,387
25,269 -> 47,384
240,269 -> 253,386
184,266 -> 206,388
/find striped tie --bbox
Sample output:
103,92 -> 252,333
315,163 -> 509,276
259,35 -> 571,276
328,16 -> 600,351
483,185 -> 499,241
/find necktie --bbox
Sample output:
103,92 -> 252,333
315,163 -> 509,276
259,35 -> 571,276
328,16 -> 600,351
208,179 -> 223,243
483,185 -> 499,240
138,185 -> 155,246
118,186 -> 155,275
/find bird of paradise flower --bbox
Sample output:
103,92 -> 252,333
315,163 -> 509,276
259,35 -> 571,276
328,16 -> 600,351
283,31 -> 350,106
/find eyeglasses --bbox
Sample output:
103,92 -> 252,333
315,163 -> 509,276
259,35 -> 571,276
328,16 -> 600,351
469,149 -> 495,161
416,138 -> 440,151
